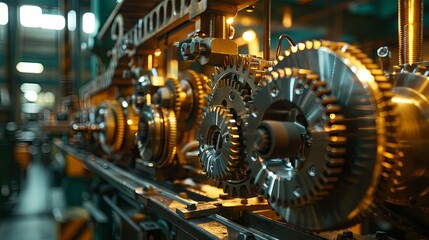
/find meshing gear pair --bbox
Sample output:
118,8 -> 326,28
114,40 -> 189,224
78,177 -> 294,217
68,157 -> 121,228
200,41 -> 398,231
199,55 -> 272,197
136,70 -> 210,168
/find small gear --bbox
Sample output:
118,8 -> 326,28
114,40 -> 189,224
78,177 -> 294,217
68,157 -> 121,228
94,100 -> 126,155
200,55 -> 273,198
135,104 -> 177,168
252,40 -> 397,231
199,105 -> 240,180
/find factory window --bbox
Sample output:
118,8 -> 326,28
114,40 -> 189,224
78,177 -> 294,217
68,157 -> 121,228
0,2 -> 7,25
82,12 -> 96,34
16,62 -> 44,74
20,5 -> 65,30
19,5 -> 42,28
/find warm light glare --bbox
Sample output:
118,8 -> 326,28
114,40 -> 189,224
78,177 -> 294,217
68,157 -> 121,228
24,90 -> 38,102
67,10 -> 76,31
20,83 -> 41,93
0,3 -> 8,25
20,5 -> 42,28
226,17 -> 234,25
154,49 -> 162,57
282,6 -> 292,28
16,62 -> 44,74
41,14 -> 65,30
82,12 -> 96,34
127,119 -> 133,125
242,30 -> 256,42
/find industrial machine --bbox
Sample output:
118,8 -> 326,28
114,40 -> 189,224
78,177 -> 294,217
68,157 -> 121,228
57,0 -> 429,239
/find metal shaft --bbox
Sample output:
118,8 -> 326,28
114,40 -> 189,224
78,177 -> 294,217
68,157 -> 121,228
398,0 -> 423,65
263,0 -> 271,60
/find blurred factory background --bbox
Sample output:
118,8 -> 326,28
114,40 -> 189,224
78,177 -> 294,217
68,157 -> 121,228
0,0 -> 428,239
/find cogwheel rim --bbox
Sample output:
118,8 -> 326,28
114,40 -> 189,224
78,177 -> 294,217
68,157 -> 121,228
266,40 -> 397,231
165,77 -> 182,116
205,55 -> 273,198
96,100 -> 126,155
163,109 -> 177,167
199,105 -> 240,180
248,67 -> 345,209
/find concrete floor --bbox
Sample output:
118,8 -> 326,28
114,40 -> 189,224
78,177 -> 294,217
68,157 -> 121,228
0,145 -> 58,240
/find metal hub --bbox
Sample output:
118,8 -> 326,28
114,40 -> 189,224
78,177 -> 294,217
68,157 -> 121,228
199,105 -> 240,180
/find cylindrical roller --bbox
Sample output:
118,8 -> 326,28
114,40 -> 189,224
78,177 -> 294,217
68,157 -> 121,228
398,0 -> 423,65
256,120 -> 302,159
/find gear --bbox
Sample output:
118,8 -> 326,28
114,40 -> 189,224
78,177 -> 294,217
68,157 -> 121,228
199,105 -> 240,180
248,67 -> 345,209
387,64 -> 429,208
249,40 -> 397,231
94,100 -> 126,155
135,104 -> 177,168
177,70 -> 210,132
200,55 -> 272,198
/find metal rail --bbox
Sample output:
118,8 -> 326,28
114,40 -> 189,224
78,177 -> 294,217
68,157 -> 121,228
54,139 -> 327,240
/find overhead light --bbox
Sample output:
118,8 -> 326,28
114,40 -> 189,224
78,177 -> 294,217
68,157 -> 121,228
82,12 -> 96,34
67,10 -> 76,31
242,30 -> 256,42
16,62 -> 44,74
24,90 -> 38,102
282,6 -> 292,28
20,5 -> 42,28
20,83 -> 41,93
226,17 -> 234,25
41,14 -> 65,30
154,49 -> 162,57
0,3 -> 8,25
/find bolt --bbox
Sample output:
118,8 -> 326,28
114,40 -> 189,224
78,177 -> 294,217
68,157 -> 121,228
181,42 -> 191,56
186,203 -> 197,210
377,46 -> 390,58
240,199 -> 248,204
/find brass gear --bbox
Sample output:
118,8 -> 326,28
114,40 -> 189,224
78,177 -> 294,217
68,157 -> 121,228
248,68 -> 345,209
199,105 -> 240,180
177,70 -> 210,132
202,55 -> 273,198
135,104 -> 177,168
257,40 -> 397,230
94,100 -> 126,155
387,64 -> 429,208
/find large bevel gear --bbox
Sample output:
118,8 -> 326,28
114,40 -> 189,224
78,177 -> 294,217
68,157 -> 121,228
249,40 -> 397,231
199,105 -> 240,180
135,104 -> 177,168
248,68 -> 345,209
201,55 -> 272,198
387,64 -> 429,208
94,100 -> 126,155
